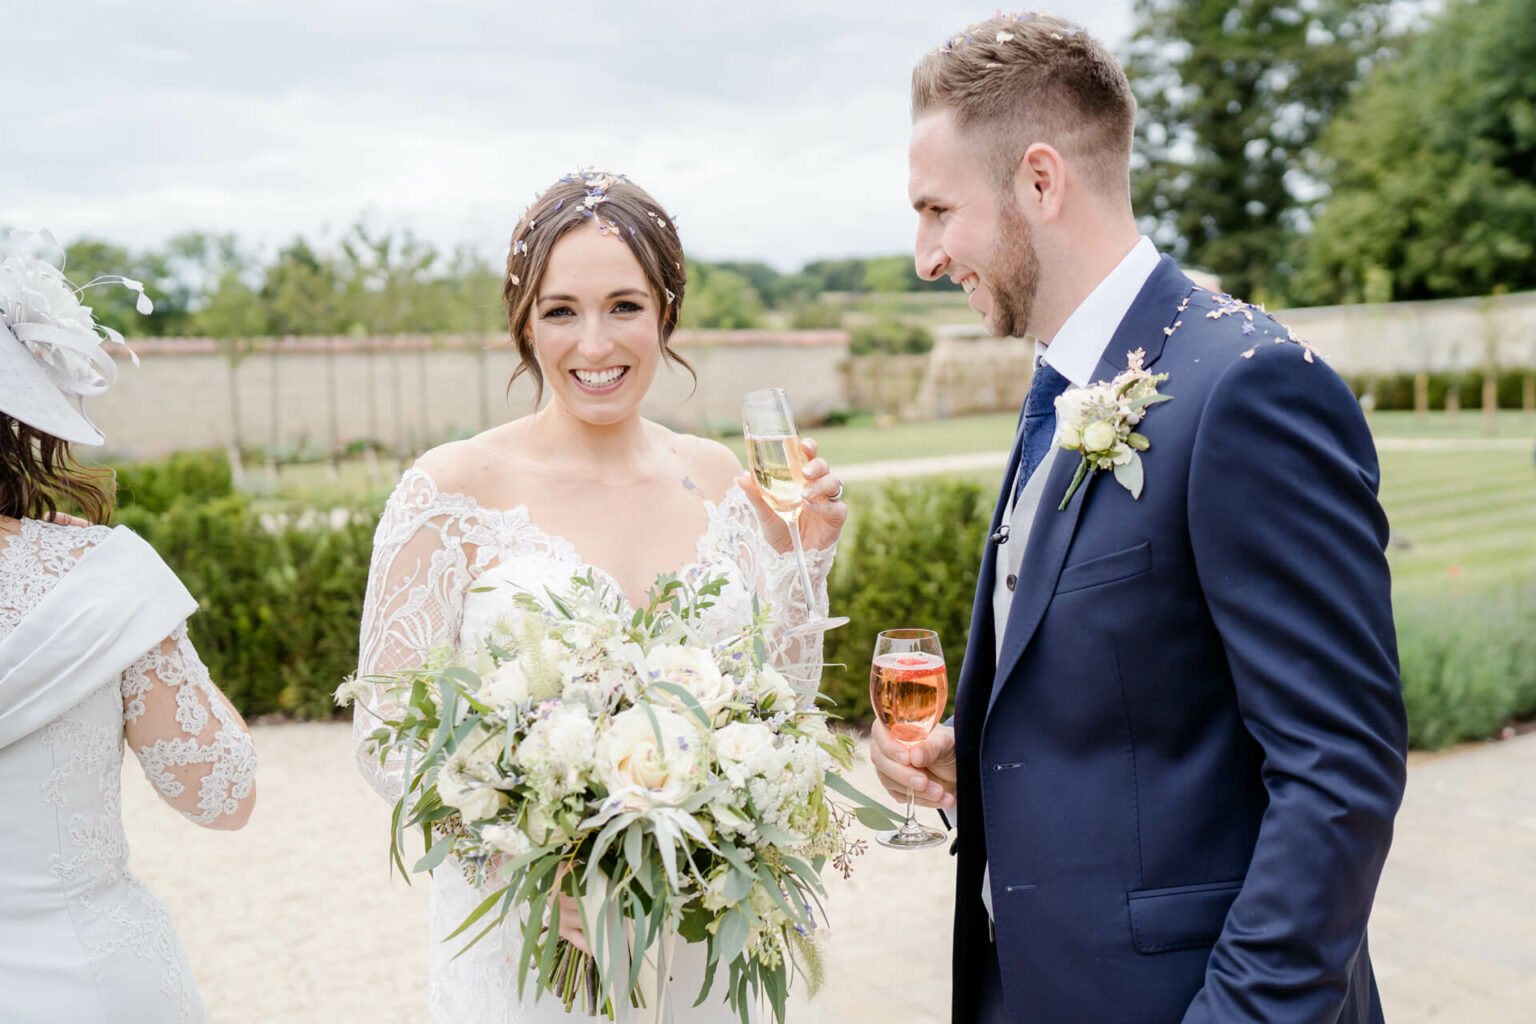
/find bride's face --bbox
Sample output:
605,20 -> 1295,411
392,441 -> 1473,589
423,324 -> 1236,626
528,222 -> 664,426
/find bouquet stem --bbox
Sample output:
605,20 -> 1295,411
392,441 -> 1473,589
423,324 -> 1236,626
550,940 -> 645,1019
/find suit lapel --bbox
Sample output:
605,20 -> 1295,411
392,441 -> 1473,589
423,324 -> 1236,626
986,257 -> 1198,719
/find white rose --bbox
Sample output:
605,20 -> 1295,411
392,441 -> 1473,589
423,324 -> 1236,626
753,665 -> 799,713
596,706 -> 704,807
646,645 -> 735,720
436,730 -> 506,823
1082,419 -> 1118,453
481,823 -> 532,858
1054,421 -> 1084,450
714,721 -> 777,766
1053,388 -> 1092,427
477,660 -> 530,708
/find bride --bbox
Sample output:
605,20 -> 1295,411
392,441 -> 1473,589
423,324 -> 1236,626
354,171 -> 847,1023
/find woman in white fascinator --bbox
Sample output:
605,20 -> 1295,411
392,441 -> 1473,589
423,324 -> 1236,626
0,232 -> 257,1024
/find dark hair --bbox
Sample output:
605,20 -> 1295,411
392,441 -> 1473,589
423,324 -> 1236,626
911,14 -> 1137,196
0,414 -> 115,524
502,172 -> 691,406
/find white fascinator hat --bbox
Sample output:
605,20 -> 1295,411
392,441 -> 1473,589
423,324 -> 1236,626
0,230 -> 151,447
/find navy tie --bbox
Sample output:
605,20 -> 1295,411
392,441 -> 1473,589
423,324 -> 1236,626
1014,360 -> 1072,505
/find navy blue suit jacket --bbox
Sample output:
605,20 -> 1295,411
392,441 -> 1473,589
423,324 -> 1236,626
950,257 -> 1408,1023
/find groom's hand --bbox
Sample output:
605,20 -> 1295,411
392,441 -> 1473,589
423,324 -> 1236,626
869,720 -> 956,810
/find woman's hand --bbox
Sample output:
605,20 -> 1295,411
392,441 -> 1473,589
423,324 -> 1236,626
551,862 -> 591,955
737,437 -> 848,553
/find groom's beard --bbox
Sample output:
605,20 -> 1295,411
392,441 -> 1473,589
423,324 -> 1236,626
984,198 -> 1041,339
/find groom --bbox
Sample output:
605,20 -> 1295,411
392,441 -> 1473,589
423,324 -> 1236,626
869,13 -> 1408,1023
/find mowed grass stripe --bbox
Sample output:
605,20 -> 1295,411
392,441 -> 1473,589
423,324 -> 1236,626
1386,491 -> 1536,535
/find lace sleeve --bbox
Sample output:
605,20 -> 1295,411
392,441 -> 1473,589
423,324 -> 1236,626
354,469 -> 494,804
716,490 -> 838,685
122,624 -> 258,829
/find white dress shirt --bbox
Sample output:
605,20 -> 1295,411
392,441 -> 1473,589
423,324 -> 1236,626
981,235 -> 1159,924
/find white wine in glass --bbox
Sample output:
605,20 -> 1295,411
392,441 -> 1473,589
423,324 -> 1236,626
870,628 -> 948,850
740,387 -> 849,637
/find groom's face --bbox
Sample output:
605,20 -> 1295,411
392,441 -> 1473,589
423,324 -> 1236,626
909,110 -> 1040,339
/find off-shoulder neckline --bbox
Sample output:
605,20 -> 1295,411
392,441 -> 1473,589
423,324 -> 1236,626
396,467 -> 754,609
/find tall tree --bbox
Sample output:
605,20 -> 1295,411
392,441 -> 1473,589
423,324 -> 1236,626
1125,0 -> 1395,302
1293,0 -> 1536,304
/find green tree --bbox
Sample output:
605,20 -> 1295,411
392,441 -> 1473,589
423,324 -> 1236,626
1125,0 -> 1395,302
679,261 -> 764,329
60,238 -> 162,338
263,238 -> 346,337
1292,0 -> 1536,303
337,225 -> 445,334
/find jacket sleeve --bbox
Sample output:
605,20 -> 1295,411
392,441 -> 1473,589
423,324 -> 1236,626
1182,342 -> 1408,1023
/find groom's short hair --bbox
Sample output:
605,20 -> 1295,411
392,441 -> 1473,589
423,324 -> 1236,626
912,13 -> 1136,198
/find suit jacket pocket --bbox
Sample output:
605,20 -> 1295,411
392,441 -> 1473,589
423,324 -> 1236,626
1056,540 -> 1153,595
1127,879 -> 1243,954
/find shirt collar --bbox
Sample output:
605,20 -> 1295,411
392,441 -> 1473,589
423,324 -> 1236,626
1033,236 -> 1160,387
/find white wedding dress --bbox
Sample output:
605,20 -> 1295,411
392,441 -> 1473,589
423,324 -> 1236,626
355,468 -> 834,1024
0,520 -> 258,1024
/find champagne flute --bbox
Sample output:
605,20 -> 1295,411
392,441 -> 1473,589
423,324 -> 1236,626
870,628 -> 948,849
740,387 -> 849,636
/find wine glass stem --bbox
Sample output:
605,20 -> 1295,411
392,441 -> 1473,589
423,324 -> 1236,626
786,515 -> 818,619
904,787 -> 918,829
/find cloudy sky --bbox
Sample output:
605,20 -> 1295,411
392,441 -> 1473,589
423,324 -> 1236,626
5,1 -> 1133,270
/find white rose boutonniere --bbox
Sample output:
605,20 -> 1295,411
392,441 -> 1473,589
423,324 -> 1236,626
1053,347 -> 1172,510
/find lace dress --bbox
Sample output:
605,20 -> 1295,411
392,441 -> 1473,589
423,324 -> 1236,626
0,520 -> 258,1024
354,468 -> 835,1024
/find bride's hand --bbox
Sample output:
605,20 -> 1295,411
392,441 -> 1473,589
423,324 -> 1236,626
737,437 -> 848,553
552,863 -> 592,955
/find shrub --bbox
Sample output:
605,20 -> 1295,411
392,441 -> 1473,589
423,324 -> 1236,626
849,319 -> 934,356
113,449 -> 234,514
821,477 -> 991,724
116,495 -> 379,720
1395,584 -> 1536,749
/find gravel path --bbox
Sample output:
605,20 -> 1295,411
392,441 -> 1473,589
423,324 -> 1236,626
119,723 -> 1536,1023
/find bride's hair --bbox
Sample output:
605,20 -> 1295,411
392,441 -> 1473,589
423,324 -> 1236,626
502,172 -> 692,406
0,414 -> 116,525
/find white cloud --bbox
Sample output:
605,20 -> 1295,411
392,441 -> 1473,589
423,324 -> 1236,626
3,1 -> 1132,269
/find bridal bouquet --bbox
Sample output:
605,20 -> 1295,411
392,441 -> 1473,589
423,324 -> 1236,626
340,571 -> 895,1023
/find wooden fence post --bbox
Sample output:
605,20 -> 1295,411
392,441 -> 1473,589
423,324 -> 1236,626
1482,373 -> 1499,436
1414,371 -> 1430,420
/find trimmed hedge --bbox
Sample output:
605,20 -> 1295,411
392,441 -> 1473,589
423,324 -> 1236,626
109,457 -> 1533,747
116,493 -> 377,720
1345,370 -> 1536,411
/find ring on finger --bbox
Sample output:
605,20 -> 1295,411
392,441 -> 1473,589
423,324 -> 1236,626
828,482 -> 844,502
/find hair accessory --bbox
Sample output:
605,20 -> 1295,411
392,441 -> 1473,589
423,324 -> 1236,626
0,230 -> 150,446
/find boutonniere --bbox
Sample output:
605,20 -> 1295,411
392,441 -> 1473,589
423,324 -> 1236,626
1052,348 -> 1172,510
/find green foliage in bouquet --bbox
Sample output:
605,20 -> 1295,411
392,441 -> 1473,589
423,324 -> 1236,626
341,571 -> 900,1023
